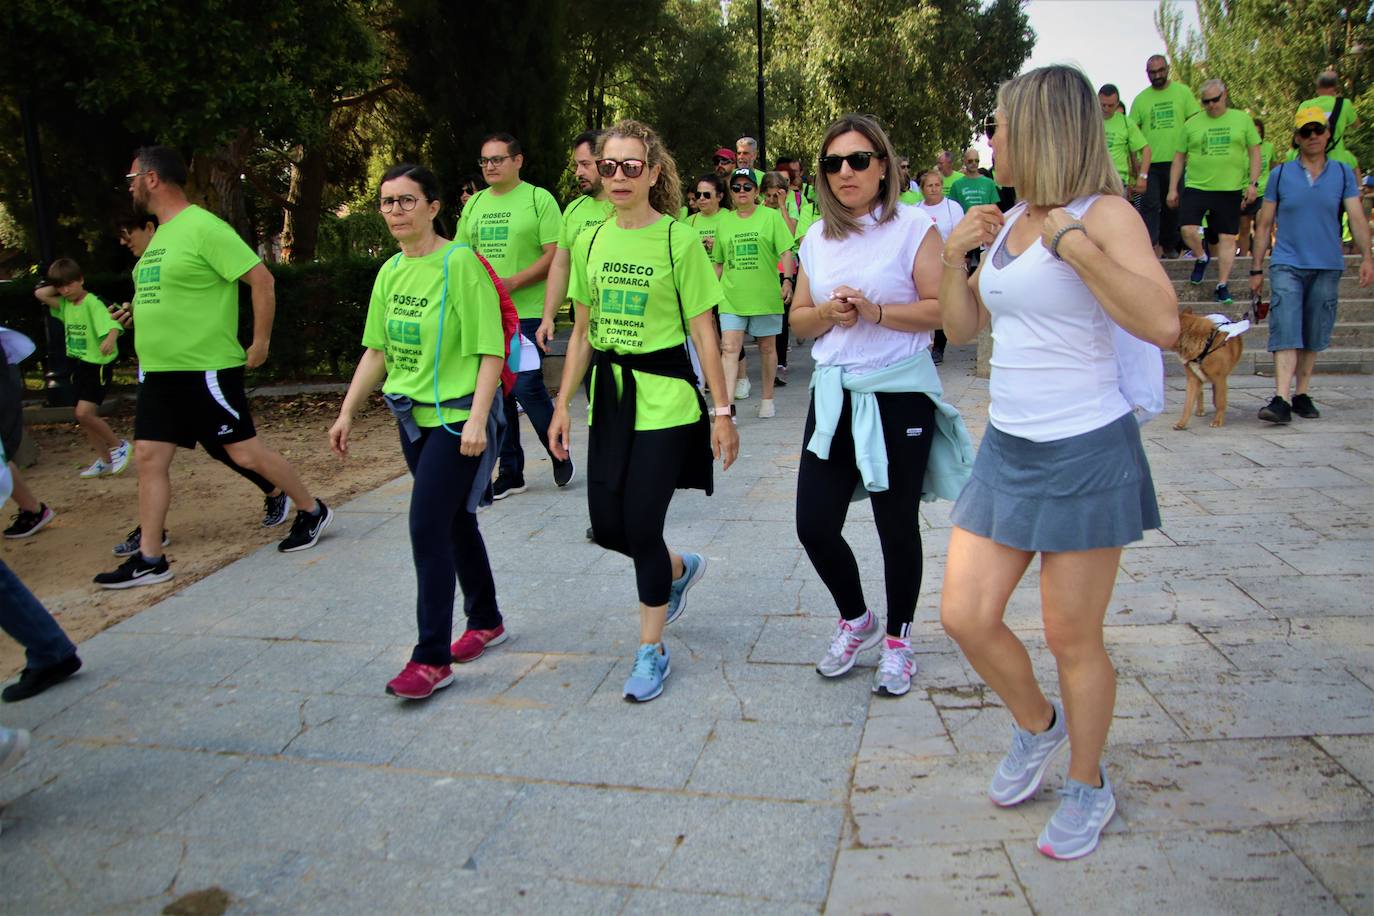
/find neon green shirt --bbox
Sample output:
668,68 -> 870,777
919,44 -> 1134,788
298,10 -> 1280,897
361,242 -> 506,428
568,215 -> 721,430
941,171 -> 960,194
457,182 -> 561,320
949,175 -> 1000,210
1103,112 -> 1149,184
685,209 -> 727,251
1255,140 -> 1276,194
898,190 -> 921,206
1288,96 -> 1359,168
59,292 -> 122,366
558,195 -> 615,251
794,200 -> 821,243
710,206 -> 794,316
1130,82 -> 1202,161
131,205 -> 260,372
1182,109 -> 1261,191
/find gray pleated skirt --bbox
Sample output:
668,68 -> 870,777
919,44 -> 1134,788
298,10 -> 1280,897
950,411 -> 1161,552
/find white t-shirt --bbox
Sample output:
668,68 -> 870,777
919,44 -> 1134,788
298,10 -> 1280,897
917,198 -> 965,242
801,205 -> 938,375
977,200 -> 1131,441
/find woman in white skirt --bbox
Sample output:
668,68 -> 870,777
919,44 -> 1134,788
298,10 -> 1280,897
937,65 -> 1179,860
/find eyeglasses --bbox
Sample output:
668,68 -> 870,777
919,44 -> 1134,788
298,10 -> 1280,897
596,158 -> 645,178
124,171 -> 149,186
1201,95 -> 1223,105
714,157 -> 734,165
818,152 -> 878,174
1297,123 -> 1329,138
730,183 -> 755,193
477,155 -> 512,167
691,191 -> 715,199
983,115 -> 999,138
379,195 -> 427,213
964,160 -> 980,167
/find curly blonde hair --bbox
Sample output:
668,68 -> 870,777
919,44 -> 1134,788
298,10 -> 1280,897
597,119 -> 683,218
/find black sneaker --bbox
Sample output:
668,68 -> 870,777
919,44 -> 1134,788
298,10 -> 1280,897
553,458 -> 576,488
2,654 -> 82,703
1214,283 -> 1233,304
1291,394 -> 1320,419
931,348 -> 945,366
113,526 -> 170,558
278,500 -> 333,553
1189,258 -> 1209,285
1258,395 -> 1292,424
94,553 -> 173,589
586,526 -> 595,541
4,504 -> 55,539
262,492 -> 293,527
492,475 -> 527,500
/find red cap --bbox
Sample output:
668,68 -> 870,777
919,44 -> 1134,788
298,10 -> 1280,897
713,148 -> 736,161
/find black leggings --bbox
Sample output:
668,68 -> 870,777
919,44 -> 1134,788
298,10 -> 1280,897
796,390 -> 936,636
399,422 -> 501,666
588,423 -> 693,607
202,440 -> 275,494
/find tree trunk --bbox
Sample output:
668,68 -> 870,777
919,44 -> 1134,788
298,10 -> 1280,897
282,144 -> 327,262
189,129 -> 256,247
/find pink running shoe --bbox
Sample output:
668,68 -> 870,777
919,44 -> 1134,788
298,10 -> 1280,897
450,625 -> 508,663
386,661 -> 454,700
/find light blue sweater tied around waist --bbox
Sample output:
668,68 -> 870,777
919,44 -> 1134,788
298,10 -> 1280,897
807,353 -> 974,503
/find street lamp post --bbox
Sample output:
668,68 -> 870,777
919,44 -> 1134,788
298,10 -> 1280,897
755,0 -> 766,167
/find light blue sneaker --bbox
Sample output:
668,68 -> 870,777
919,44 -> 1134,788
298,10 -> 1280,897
623,643 -> 670,703
987,702 -> 1068,807
1038,766 -> 1117,860
665,553 -> 706,625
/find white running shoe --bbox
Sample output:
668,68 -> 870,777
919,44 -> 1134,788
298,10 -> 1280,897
757,399 -> 776,419
734,376 -> 751,400
816,612 -> 883,678
80,458 -> 110,479
108,440 -> 131,476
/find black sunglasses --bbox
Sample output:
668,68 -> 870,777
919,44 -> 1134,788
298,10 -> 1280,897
819,152 -> 878,174
596,158 -> 646,178
714,157 -> 735,165
982,115 -> 998,138
1201,95 -> 1223,104
1297,123 -> 1329,138
730,183 -> 755,192
691,190 -> 715,199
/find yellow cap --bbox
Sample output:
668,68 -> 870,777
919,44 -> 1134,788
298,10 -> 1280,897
1294,106 -> 1328,129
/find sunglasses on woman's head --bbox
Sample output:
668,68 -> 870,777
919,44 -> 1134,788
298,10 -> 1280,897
819,152 -> 877,174
1297,124 -> 1329,138
596,158 -> 646,178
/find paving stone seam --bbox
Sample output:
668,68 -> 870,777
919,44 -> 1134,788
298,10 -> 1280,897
1309,734 -> 1374,798
1268,824 -> 1355,914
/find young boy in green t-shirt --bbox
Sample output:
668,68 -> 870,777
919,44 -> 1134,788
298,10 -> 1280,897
34,259 -> 130,477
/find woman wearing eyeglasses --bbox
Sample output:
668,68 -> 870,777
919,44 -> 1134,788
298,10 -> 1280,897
549,120 -> 739,703
789,113 -> 972,699
329,164 -> 513,701
713,168 -> 796,418
937,66 -> 1179,860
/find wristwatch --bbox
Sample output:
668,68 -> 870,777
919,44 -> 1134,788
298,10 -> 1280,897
1249,269 -> 1263,276
711,405 -> 733,417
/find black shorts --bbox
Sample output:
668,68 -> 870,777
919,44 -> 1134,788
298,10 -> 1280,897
135,367 -> 257,449
1179,188 -> 1242,236
73,361 -> 113,406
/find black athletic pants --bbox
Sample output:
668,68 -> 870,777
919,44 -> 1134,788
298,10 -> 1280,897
588,423 -> 693,607
796,389 -> 936,636
399,422 -> 501,666
1142,161 -> 1181,252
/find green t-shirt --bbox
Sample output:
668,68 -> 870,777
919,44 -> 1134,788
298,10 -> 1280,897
1103,112 -> 1149,184
949,175 -> 1000,210
361,242 -> 506,428
794,200 -> 821,243
941,171 -> 960,194
457,182 -> 561,320
685,209 -> 727,250
568,215 -> 721,430
1255,140 -> 1277,194
59,292 -> 122,366
558,195 -> 615,251
1182,108 -> 1262,191
898,189 -> 921,206
710,206 -> 794,316
1287,96 -> 1359,168
131,205 -> 260,372
1130,82 -> 1202,160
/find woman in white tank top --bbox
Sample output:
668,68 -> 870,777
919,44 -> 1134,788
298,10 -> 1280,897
935,66 -> 1180,861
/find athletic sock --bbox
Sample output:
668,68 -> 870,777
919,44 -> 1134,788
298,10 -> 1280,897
306,501 -> 322,516
140,553 -> 162,565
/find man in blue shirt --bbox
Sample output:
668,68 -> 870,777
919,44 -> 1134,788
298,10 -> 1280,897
1250,106 -> 1373,423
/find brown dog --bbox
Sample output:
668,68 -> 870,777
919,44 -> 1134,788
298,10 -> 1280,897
1172,309 -> 1245,429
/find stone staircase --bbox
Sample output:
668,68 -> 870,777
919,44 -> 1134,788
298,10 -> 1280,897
1165,254 -> 1372,375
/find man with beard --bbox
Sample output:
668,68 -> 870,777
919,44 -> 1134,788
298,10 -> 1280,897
537,131 -> 614,349
1130,55 -> 1201,256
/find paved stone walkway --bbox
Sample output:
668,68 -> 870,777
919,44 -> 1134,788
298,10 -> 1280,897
1,344 -> 1370,914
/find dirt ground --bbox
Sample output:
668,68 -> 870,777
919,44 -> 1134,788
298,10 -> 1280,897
2,391 -> 405,678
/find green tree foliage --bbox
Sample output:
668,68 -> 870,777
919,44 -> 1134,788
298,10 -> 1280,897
766,0 -> 1034,169
1157,0 -> 1372,169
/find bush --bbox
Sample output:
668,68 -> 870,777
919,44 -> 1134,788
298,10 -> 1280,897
0,258 -> 388,383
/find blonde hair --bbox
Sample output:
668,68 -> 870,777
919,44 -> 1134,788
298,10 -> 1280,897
815,113 -> 902,240
997,65 -> 1123,205
598,119 -> 683,218
761,171 -> 789,193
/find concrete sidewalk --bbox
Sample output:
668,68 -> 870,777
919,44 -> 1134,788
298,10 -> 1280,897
1,343 -> 1371,914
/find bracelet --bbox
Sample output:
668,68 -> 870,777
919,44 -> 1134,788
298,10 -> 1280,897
711,405 -> 732,417
939,251 -> 964,269
1249,270 -> 1263,276
1049,223 -> 1087,261
876,304 -> 884,326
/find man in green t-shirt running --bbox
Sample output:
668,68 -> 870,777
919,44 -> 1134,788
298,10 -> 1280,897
537,130 -> 614,349
1168,80 -> 1262,304
459,132 -> 570,499
95,146 -> 332,589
